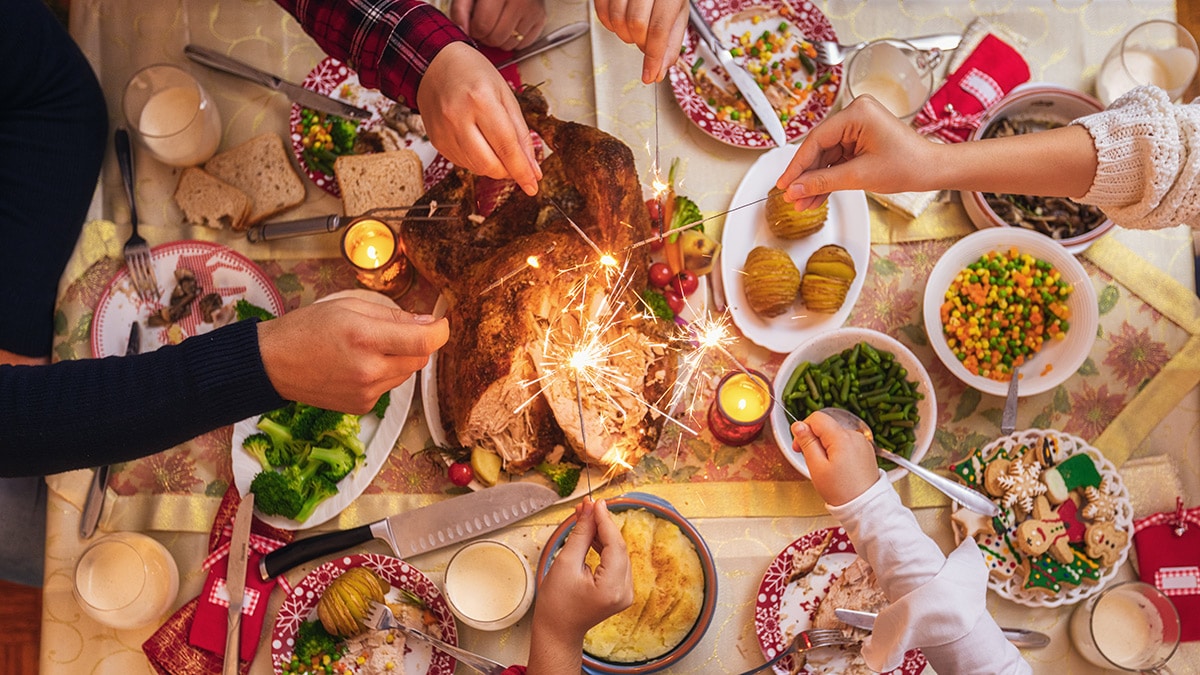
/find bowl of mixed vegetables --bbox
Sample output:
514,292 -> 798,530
770,326 -> 935,483
923,228 -> 1098,397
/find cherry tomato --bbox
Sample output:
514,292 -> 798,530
448,462 -> 474,487
672,270 -> 699,296
645,199 -> 666,251
663,288 -> 685,315
648,262 -> 673,288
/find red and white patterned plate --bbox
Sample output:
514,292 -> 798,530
90,240 -> 285,358
755,527 -> 927,675
271,553 -> 458,675
288,57 -> 453,196
669,0 -> 841,149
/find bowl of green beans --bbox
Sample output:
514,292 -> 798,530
770,327 -> 936,482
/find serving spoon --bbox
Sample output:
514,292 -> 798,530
817,407 -> 1001,517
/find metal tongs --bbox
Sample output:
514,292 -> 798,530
246,203 -> 461,242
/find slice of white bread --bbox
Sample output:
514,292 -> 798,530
173,167 -> 252,231
204,133 -> 305,225
334,149 -> 424,217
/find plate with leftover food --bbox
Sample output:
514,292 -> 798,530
289,57 -> 453,196
756,527 -> 926,675
669,0 -> 841,148
948,428 -> 1133,608
721,146 -> 870,353
231,289 -> 415,530
90,240 -> 285,358
272,553 -> 457,675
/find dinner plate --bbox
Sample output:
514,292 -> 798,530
721,147 -> 870,353
90,240 -> 285,358
231,289 -> 416,530
755,527 -> 926,674
668,0 -> 841,148
289,57 -> 453,196
953,429 -> 1133,608
271,553 -> 457,675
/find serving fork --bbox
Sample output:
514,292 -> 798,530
362,601 -> 507,675
740,628 -> 858,675
811,33 -> 963,66
114,128 -> 161,303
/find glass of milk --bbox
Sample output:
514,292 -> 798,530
845,39 -> 943,121
443,540 -> 534,631
122,64 -> 222,167
73,531 -> 180,630
1069,580 -> 1181,672
1096,20 -> 1199,106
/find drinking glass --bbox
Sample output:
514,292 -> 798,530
845,39 -> 943,120
122,64 -> 222,167
443,540 -> 534,631
73,531 -> 180,630
1069,580 -> 1181,672
1096,20 -> 1199,106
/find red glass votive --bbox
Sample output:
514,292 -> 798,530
707,370 -> 772,446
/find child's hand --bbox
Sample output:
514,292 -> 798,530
791,411 -> 880,505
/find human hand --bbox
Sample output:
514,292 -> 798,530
791,411 -> 879,506
594,0 -> 688,83
418,42 -> 542,195
450,0 -> 546,51
774,96 -> 941,211
255,297 -> 449,414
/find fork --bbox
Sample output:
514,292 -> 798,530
811,33 -> 962,66
114,128 -> 161,304
362,600 -> 507,675
740,628 -> 858,675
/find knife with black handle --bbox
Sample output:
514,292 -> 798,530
80,321 -> 140,539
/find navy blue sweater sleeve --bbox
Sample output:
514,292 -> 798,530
0,319 -> 287,476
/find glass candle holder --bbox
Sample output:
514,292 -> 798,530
707,370 -> 772,446
340,217 -> 413,297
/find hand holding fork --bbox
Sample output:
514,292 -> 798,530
740,628 -> 858,675
362,600 -> 507,675
114,128 -> 160,303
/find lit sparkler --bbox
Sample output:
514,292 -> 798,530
623,195 -> 771,253
480,244 -> 555,294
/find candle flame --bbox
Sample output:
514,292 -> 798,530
527,255 -> 541,268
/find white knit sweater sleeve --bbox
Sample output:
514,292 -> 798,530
1072,86 -> 1200,230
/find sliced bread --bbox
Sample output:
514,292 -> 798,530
334,149 -> 424,217
204,132 -> 305,225
173,167 -> 252,231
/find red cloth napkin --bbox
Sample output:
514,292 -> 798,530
913,34 -> 1031,143
142,487 -> 295,674
1133,498 -> 1200,642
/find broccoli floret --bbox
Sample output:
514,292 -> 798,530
371,391 -> 391,419
641,288 -> 674,321
257,417 -> 295,452
294,620 -> 344,665
289,404 -> 345,442
235,299 -> 275,322
249,470 -> 305,519
261,403 -> 297,426
329,116 -> 358,154
242,433 -> 275,472
534,462 -> 582,498
309,444 -> 357,482
669,195 -> 703,237
294,475 -> 340,523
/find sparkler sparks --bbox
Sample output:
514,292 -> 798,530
480,245 -> 556,294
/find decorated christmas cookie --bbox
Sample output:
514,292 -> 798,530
1014,496 -> 1074,564
994,452 -> 1047,516
1042,452 -> 1103,503
1082,477 -> 1121,522
1085,521 -> 1129,566
976,530 -> 1022,580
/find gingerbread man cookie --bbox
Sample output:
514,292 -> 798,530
1014,496 -> 1074,564
1085,521 -> 1129,566
1082,476 -> 1120,521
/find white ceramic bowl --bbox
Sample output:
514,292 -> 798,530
923,228 -> 1099,397
770,327 -> 935,482
961,84 -> 1112,254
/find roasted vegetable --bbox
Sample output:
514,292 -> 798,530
535,461 -> 582,498
743,246 -> 801,317
317,567 -> 388,637
800,244 -> 856,313
766,186 -> 827,239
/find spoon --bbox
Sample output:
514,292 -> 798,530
816,407 -> 1001,517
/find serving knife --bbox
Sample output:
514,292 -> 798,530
687,0 -> 788,147
260,482 -> 558,580
1001,364 -> 1021,436
496,22 -> 590,69
184,45 -> 372,121
834,608 -> 1051,649
224,494 -> 255,675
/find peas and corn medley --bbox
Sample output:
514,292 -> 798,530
940,249 -> 1073,381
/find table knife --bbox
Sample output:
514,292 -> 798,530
496,21 -> 590,69
687,0 -> 788,147
834,608 -> 1051,649
1001,364 -> 1021,436
184,44 -> 372,121
260,482 -> 558,580
223,494 -> 255,675
79,321 -> 140,539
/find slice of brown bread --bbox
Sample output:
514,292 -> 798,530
204,133 -> 305,225
334,149 -> 424,217
173,167 -> 252,231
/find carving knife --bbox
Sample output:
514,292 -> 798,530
184,45 -> 372,121
687,0 -> 788,147
834,608 -> 1051,649
496,22 -> 590,69
224,494 -> 255,675
260,482 -> 558,580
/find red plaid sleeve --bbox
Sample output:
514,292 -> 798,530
276,0 -> 470,108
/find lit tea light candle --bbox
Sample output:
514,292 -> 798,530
341,218 -> 396,270
707,370 -> 771,446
